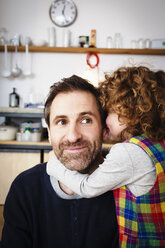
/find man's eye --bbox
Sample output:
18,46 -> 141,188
57,120 -> 67,125
81,118 -> 92,124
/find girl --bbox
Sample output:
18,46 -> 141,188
47,66 -> 165,247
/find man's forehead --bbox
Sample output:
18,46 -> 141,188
49,91 -> 101,122
52,91 -> 98,111
52,108 -> 98,120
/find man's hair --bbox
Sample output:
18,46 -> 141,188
44,75 -> 105,128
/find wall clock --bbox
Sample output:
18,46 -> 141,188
49,0 -> 77,27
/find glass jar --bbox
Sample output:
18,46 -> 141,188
138,39 -> 145,49
106,36 -> 113,48
114,33 -> 122,48
31,128 -> 41,142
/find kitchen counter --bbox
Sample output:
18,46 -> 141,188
0,139 -> 51,148
0,140 -> 52,163
0,107 -> 44,118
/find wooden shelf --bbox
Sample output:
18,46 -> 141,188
0,46 -> 165,55
0,107 -> 44,118
0,140 -> 50,146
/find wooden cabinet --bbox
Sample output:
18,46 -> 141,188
0,107 -> 52,204
0,149 -> 51,204
0,150 -> 40,204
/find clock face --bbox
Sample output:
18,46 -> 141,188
49,0 -> 77,27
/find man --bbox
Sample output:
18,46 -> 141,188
1,75 -> 119,248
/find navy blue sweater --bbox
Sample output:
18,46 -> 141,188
1,163 -> 119,248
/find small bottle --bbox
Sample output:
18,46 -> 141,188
90,29 -> 96,47
24,127 -> 31,142
9,88 -> 20,107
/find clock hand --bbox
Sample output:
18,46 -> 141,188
62,4 -> 66,17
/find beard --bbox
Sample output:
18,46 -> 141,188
53,139 -> 102,173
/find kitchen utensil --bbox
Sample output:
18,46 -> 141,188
0,125 -> 18,140
1,44 -> 11,78
11,45 -> 22,77
24,44 -> 31,76
0,27 -> 8,45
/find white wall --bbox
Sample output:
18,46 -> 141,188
0,0 -> 165,107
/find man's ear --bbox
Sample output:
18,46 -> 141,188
47,128 -> 52,144
103,128 -> 108,142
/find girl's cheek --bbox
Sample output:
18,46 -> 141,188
105,117 -> 110,128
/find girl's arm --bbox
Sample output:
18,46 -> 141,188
47,144 -> 133,198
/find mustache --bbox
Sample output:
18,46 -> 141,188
59,140 -> 90,149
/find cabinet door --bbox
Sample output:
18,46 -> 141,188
0,151 -> 40,204
43,150 -> 54,162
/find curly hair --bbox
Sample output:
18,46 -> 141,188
98,66 -> 165,141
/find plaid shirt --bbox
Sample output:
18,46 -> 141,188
114,135 -> 165,247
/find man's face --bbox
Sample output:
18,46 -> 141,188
48,90 -> 103,173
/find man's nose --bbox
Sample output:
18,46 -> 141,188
66,124 -> 82,143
